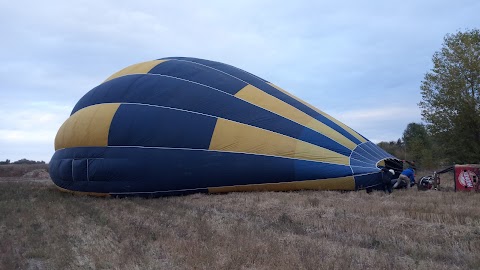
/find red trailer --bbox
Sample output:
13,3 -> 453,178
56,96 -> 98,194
454,164 -> 480,192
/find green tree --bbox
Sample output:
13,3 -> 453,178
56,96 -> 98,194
419,29 -> 480,163
377,140 -> 405,159
402,123 -> 434,168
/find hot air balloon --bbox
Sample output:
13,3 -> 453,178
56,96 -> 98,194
50,57 -> 402,196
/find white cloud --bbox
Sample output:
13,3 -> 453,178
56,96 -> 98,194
0,130 -> 55,144
0,102 -> 70,161
331,105 -> 423,143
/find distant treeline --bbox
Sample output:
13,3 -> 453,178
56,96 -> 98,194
376,122 -> 472,170
0,159 -> 46,165
376,123 -> 436,170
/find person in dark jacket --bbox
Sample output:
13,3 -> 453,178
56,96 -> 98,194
381,168 -> 395,193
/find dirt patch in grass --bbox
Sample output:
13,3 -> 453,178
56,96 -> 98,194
22,169 -> 50,179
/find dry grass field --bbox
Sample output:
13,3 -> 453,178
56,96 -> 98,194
1,166 -> 479,269
0,164 -> 49,177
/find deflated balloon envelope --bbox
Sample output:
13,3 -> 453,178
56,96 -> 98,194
49,57 -> 401,196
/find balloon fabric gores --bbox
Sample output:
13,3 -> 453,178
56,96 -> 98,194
50,57 -> 401,196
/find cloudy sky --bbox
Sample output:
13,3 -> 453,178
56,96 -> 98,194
0,0 -> 478,162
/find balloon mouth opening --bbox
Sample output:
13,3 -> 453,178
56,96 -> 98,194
377,158 -> 403,173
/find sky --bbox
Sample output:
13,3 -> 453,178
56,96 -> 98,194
0,0 -> 478,162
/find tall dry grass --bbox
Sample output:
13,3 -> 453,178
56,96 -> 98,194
0,164 -> 49,177
1,178 -> 479,270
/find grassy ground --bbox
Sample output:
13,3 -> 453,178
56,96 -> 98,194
1,176 -> 479,269
0,164 -> 48,177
